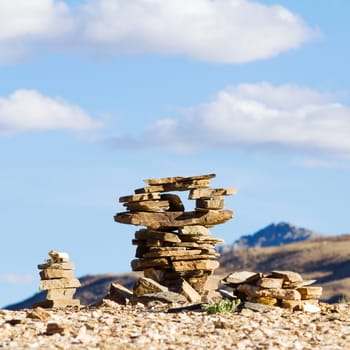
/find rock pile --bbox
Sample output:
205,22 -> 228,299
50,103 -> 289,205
114,174 -> 236,295
222,270 -> 323,312
34,250 -> 81,308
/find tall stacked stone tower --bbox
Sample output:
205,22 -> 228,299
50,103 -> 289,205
114,174 -> 236,294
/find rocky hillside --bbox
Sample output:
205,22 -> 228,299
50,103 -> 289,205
232,222 -> 323,248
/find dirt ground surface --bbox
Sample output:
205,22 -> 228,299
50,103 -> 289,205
1,301 -> 349,350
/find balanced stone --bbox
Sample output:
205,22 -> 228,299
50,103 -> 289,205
115,210 -> 233,229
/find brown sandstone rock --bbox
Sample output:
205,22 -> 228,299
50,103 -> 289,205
115,210 -> 233,229
133,277 -> 168,297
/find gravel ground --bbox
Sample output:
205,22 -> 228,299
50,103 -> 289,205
1,301 -> 349,350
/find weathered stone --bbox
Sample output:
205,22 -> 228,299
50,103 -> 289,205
237,284 -> 260,297
256,278 -> 284,289
115,210 -> 233,229
143,249 -> 202,258
169,278 -> 202,303
37,262 -> 75,270
189,188 -> 237,199
179,225 -> 211,236
135,229 -> 181,243
222,271 -> 260,285
133,277 -> 168,297
286,279 -> 317,288
34,299 -> 80,308
172,259 -> 219,272
131,258 -> 170,271
179,235 -> 225,244
169,254 -> 218,261
143,174 -> 216,185
248,296 -> 279,306
297,286 -> 323,300
26,307 -> 51,321
48,250 -> 70,262
257,288 -> 301,301
196,197 -> 225,210
40,269 -> 75,280
46,288 -> 76,301
241,301 -> 275,312
135,291 -> 187,305
143,268 -> 167,283
281,299 -> 320,312
148,246 -> 186,252
160,194 -> 185,211
187,273 -> 211,293
39,278 -> 81,290
123,200 -> 170,212
135,179 -> 211,194
45,322 -> 66,335
107,283 -> 133,305
271,271 -> 303,283
119,192 -> 161,203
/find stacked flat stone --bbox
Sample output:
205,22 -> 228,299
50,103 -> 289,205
34,250 -> 81,308
114,174 -> 236,294
223,270 -> 323,312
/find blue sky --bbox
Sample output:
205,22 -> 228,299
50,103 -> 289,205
1,0 -> 350,307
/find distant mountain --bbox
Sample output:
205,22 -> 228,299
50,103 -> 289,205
233,222 -> 323,248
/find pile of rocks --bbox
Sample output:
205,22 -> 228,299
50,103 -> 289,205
222,270 -> 323,312
34,250 -> 81,308
114,174 -> 236,294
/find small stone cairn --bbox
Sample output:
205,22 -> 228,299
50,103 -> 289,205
114,174 -> 236,296
34,250 -> 81,308
222,270 -> 323,312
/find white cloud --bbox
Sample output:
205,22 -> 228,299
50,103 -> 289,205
0,0 -> 315,64
0,273 -> 35,284
0,90 -> 103,136
112,83 -> 350,158
0,0 -> 74,64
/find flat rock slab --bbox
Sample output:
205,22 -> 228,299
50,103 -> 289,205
297,286 -> 323,299
135,229 -> 181,243
256,278 -> 284,289
179,225 -> 211,236
33,299 -> 80,308
189,188 -> 237,199
46,288 -> 77,301
143,174 -> 216,185
115,210 -> 233,229
133,277 -> 168,297
39,269 -> 74,280
107,283 -> 133,305
172,259 -> 219,272
119,193 -> 161,203
222,271 -> 261,285
37,262 -> 75,270
135,179 -> 211,194
123,200 -> 170,212
131,258 -> 170,271
143,249 -> 202,258
39,278 -> 81,290
271,271 -> 303,283
135,291 -> 187,305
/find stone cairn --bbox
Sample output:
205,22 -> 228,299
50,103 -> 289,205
114,174 -> 236,295
34,250 -> 81,308
222,270 -> 323,312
